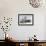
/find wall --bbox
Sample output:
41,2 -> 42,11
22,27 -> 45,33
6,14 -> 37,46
0,0 -> 46,40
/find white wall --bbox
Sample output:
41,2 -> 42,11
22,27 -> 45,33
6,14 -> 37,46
0,0 -> 46,40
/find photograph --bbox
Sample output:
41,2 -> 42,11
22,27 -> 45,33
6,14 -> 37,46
0,0 -> 46,46
18,14 -> 34,26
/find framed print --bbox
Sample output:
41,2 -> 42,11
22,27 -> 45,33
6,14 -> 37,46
18,14 -> 34,26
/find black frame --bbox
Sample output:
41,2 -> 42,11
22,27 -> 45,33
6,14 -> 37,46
18,14 -> 34,26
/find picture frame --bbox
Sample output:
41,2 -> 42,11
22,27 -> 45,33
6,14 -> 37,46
18,14 -> 34,26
